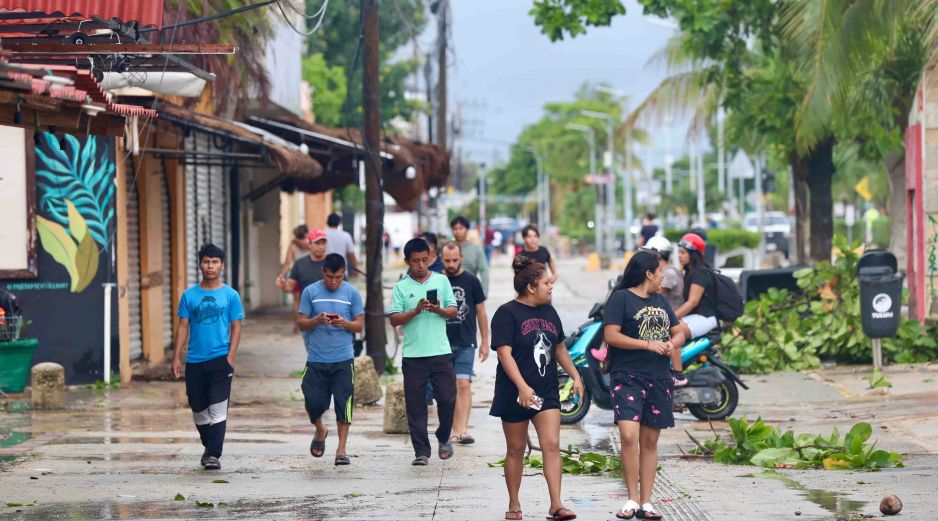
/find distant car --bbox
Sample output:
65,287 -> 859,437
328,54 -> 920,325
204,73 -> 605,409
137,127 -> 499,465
743,211 -> 792,257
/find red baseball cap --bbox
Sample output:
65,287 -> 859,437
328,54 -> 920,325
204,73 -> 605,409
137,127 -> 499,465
307,229 -> 327,243
679,233 -> 706,255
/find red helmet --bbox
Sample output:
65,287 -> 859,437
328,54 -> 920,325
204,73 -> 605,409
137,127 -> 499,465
678,233 -> 706,255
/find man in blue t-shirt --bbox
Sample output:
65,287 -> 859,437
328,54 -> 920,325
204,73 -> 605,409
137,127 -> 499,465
171,244 -> 244,471
296,254 -> 364,465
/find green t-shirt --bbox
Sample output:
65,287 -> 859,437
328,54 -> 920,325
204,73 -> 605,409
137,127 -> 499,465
390,272 -> 457,358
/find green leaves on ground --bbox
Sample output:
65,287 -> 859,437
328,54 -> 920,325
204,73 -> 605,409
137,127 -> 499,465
211,479 -> 229,484
195,501 -> 214,508
173,493 -> 185,501
489,447 -> 621,474
6,503 -> 35,508
689,416 -> 903,471
722,236 -> 938,374
867,369 -> 892,389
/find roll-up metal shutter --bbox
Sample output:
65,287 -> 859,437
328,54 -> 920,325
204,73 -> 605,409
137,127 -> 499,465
126,170 -> 143,361
185,132 -> 230,286
161,170 -> 173,348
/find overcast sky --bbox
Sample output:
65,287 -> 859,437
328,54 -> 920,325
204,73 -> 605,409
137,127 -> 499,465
435,0 -> 681,167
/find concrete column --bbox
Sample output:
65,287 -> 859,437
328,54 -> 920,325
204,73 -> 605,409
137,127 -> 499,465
383,382 -> 409,434
31,363 -> 65,410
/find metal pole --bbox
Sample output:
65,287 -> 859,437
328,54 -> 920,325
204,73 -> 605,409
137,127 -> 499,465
872,338 -> 883,370
624,137 -> 635,251
103,283 -> 115,386
479,168 -> 486,229
696,139 -> 705,226
717,108 -> 726,194
589,131 -> 601,254
755,154 -> 766,266
606,118 -> 616,252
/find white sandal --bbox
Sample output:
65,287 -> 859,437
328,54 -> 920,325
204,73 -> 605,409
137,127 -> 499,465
637,502 -> 663,520
616,500 -> 641,519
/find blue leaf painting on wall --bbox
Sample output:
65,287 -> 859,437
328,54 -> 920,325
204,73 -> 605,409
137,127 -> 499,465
35,132 -> 116,251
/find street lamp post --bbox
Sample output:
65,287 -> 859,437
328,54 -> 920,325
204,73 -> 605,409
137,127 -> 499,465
581,110 -> 617,253
525,147 -> 546,230
567,123 -> 600,254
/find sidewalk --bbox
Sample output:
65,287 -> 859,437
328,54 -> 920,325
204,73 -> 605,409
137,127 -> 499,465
0,257 -> 936,519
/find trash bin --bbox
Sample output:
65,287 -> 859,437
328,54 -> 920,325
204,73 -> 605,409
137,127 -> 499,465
857,250 -> 903,339
0,338 -> 39,394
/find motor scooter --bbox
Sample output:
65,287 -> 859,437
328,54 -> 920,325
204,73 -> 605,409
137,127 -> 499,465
558,281 -> 747,424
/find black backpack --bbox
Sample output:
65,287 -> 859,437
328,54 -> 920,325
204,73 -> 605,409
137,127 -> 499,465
710,270 -> 744,322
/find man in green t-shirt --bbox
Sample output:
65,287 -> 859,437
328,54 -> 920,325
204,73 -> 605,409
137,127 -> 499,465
450,215 -> 489,295
389,238 -> 458,466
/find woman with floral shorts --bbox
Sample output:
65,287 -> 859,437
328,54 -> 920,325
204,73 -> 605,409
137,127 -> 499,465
603,251 -> 686,520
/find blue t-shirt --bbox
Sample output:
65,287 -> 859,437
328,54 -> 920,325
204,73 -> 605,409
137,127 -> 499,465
298,281 -> 364,363
178,284 -> 245,363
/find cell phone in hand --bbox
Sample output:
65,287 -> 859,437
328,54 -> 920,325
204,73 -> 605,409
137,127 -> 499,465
426,289 -> 438,305
326,313 -> 340,320
517,394 -> 544,411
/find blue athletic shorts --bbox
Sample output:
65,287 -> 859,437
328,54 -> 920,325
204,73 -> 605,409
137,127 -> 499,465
451,345 -> 476,381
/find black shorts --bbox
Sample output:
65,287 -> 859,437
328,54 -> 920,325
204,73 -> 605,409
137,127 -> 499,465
301,359 -> 355,424
610,372 -> 674,429
497,403 -> 560,423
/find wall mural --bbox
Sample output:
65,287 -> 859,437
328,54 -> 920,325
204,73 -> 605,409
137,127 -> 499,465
1,132 -> 118,384
34,133 -> 115,293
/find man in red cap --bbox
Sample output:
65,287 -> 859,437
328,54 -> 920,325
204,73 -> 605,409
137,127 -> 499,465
277,229 -> 328,299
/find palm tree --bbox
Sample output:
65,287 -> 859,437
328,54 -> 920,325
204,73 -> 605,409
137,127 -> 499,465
781,0 -> 930,265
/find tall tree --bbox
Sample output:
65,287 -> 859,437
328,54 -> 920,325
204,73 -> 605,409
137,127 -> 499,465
305,0 -> 427,127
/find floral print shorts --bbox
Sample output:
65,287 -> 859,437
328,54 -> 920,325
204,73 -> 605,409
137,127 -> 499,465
610,372 -> 674,429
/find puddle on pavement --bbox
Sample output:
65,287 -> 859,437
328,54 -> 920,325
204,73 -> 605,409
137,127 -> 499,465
0,498 -> 334,520
48,437 -> 284,445
578,418 -> 616,454
0,430 -> 31,449
753,470 -> 866,517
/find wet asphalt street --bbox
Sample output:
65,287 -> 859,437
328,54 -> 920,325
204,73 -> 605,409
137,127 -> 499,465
1,256 -> 937,520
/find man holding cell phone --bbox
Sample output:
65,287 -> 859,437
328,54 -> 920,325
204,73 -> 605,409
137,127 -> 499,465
296,254 -> 364,466
389,238 -> 459,466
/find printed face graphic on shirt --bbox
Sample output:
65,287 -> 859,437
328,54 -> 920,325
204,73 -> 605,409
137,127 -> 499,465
191,296 -> 224,325
448,285 -> 469,324
533,331 -> 551,377
634,306 -> 671,341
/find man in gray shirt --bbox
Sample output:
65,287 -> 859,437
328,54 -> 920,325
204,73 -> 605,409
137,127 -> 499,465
325,213 -> 359,276
450,216 -> 489,295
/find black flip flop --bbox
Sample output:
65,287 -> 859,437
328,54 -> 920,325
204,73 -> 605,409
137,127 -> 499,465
411,455 -> 429,466
636,504 -> 662,520
334,454 -> 350,466
310,429 -> 329,458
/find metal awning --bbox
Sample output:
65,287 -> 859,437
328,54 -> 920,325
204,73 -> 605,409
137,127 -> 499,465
246,116 -> 394,160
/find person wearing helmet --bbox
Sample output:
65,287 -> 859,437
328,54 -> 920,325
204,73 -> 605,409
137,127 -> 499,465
642,236 -> 688,387
643,237 -> 684,311
674,233 -> 719,342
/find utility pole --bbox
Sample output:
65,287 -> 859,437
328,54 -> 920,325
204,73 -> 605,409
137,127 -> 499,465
696,138 -> 705,226
362,0 -> 386,373
623,137 -> 635,251
717,108 -> 726,194
435,0 -> 448,151
567,123 -> 599,253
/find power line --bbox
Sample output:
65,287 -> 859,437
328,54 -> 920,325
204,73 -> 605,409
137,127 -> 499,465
275,0 -> 329,37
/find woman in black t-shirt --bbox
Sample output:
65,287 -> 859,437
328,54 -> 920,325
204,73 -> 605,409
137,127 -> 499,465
674,233 -> 719,342
603,251 -> 686,520
517,224 -> 558,283
490,256 -> 582,521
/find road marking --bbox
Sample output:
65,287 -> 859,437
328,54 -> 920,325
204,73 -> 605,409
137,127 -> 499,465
806,371 -> 859,399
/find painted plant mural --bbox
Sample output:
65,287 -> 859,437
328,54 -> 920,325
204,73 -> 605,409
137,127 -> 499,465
34,132 -> 116,293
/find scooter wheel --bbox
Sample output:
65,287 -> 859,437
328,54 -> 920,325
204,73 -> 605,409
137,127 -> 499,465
559,374 -> 591,425
688,379 -> 739,421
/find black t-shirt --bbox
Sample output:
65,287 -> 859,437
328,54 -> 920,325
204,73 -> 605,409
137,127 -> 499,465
490,300 -> 565,416
640,224 -> 659,244
289,256 -> 325,293
603,289 -> 678,379
519,246 -> 551,265
682,266 -> 717,318
446,271 -> 486,348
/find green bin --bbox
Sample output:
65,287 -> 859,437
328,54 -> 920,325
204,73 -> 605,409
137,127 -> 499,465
0,338 -> 39,393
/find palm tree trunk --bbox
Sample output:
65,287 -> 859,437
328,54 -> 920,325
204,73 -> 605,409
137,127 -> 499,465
790,153 -> 810,263
884,151 -> 907,268
807,138 -> 835,262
